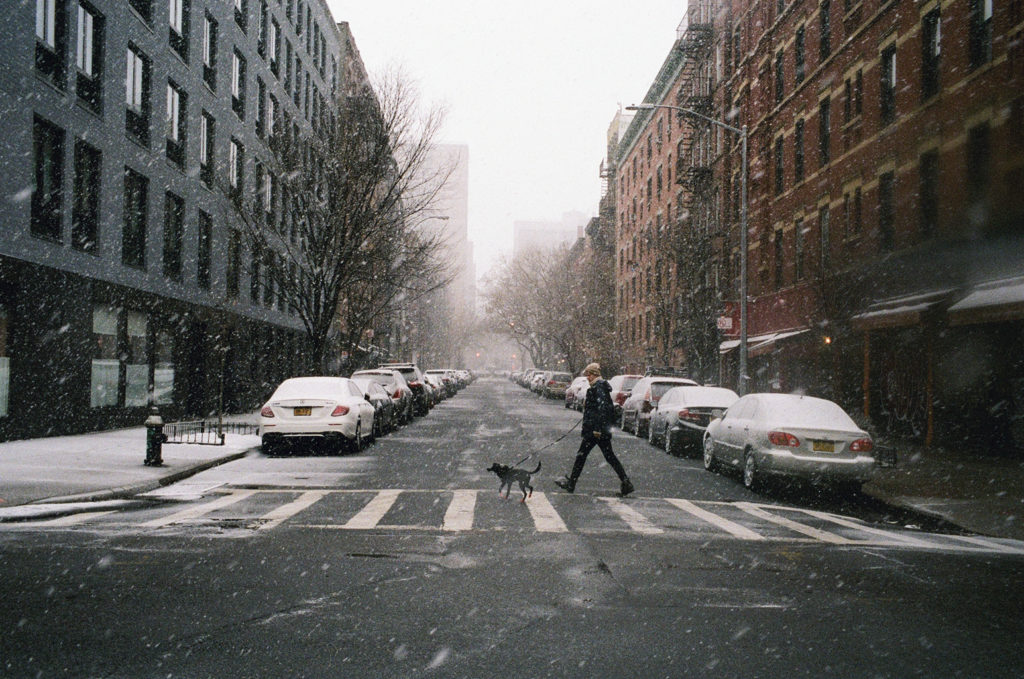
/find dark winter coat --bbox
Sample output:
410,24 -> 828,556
582,378 -> 616,434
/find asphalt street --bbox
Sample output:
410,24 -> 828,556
2,378 -> 1023,678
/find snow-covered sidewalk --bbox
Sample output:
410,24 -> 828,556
0,423 -> 258,517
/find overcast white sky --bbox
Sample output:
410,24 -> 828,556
325,2 -> 687,280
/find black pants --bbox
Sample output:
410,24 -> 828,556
568,431 -> 628,485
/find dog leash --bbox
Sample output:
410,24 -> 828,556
510,417 -> 583,468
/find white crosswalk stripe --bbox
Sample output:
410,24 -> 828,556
5,488 -> 1024,556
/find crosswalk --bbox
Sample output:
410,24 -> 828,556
5,487 -> 1024,555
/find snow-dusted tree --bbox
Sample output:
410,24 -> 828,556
224,70 -> 455,372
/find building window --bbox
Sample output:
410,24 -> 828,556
795,217 -> 805,281
880,45 -> 896,126
163,192 -> 184,280
36,0 -> 67,87
232,50 -> 246,118
256,77 -> 266,137
32,115 -> 64,242
878,171 -> 895,250
794,119 -> 805,183
819,0 -> 831,60
227,229 -> 241,298
258,0 -> 268,57
774,50 -> 784,104
919,149 -> 939,237
969,0 -> 993,69
197,210 -> 212,289
795,26 -> 806,85
126,45 -> 151,144
267,94 -> 277,137
269,17 -> 280,75
169,0 -> 189,61
250,243 -> 262,302
165,81 -> 186,167
75,2 -> 103,110
818,205 -> 831,271
922,9 -> 941,99
234,0 -> 247,31
72,139 -> 101,253
819,97 -> 831,166
199,111 -> 214,187
202,13 -> 217,89
90,306 -> 120,407
773,229 -> 784,289
967,122 -> 991,208
128,0 -> 152,23
229,138 -> 243,201
122,168 -> 148,268
774,135 -> 784,195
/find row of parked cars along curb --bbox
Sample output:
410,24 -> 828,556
511,368 -> 886,494
258,365 -> 476,455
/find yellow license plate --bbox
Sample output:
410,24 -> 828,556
812,440 -> 835,453
293,407 -> 312,416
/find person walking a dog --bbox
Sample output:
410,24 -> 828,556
555,363 -> 634,496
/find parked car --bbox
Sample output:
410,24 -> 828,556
380,362 -> 430,416
423,372 -> 445,406
259,377 -> 375,455
530,371 -> 548,394
608,374 -> 644,420
565,376 -> 589,409
702,393 -> 876,491
542,371 -> 573,399
648,386 -> 739,456
351,369 -> 414,425
425,369 -> 458,397
352,377 -> 397,438
620,376 -> 699,438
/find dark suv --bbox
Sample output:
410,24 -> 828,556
380,363 -> 430,416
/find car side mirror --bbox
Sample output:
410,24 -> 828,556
365,394 -> 372,402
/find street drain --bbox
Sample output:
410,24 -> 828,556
346,552 -> 400,559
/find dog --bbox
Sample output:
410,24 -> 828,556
487,461 -> 541,502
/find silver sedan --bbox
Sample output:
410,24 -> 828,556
702,393 -> 876,491
648,386 -> 738,456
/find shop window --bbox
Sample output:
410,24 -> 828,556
125,310 -> 149,407
0,306 -> 8,417
90,306 -> 119,407
154,328 -> 174,405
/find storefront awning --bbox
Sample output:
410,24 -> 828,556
747,328 -> 811,358
719,329 -> 810,356
948,276 -> 1024,326
850,289 -> 954,331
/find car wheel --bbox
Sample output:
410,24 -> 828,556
703,436 -> 718,472
352,422 -> 363,452
647,420 -> 659,446
619,410 -> 628,433
743,450 -> 760,491
261,437 -> 277,457
665,428 -> 675,456
637,417 -> 648,439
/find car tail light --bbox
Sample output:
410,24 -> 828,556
615,392 -> 628,405
678,408 -> 702,422
850,438 -> 874,452
331,405 -> 350,417
768,431 -> 801,447
260,405 -> 274,418
548,380 -> 556,386
407,381 -> 422,388
392,389 -> 402,399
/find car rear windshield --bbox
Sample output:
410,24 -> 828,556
552,373 -> 572,381
622,376 -> 641,390
760,397 -> 860,431
272,377 -> 348,399
651,381 -> 690,399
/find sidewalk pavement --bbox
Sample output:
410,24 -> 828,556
0,424 -> 259,521
0,424 -> 1022,542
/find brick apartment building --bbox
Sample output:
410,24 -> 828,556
616,0 -> 1024,448
0,0 -> 368,440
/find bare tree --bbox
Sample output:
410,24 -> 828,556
224,69 -> 455,373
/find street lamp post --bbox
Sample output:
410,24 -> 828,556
626,103 -> 749,394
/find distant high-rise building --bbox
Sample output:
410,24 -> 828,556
512,212 -> 588,258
